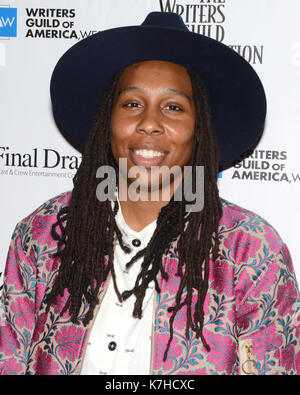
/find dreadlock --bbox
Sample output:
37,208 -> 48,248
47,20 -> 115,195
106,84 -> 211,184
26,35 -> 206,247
46,66 -> 223,361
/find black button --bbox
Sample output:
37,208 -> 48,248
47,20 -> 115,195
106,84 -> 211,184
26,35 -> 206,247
132,238 -> 141,247
122,290 -> 132,300
108,341 -> 117,351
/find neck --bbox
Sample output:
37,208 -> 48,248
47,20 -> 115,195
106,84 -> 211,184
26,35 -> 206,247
117,174 -> 182,232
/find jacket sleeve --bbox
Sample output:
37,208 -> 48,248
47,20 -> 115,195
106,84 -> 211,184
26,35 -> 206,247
0,225 -> 37,375
236,243 -> 300,375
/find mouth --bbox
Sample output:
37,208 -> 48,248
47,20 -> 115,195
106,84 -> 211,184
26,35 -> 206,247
129,148 -> 168,167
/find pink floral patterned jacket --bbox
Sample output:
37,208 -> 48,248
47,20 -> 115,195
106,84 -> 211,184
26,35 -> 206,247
0,192 -> 299,375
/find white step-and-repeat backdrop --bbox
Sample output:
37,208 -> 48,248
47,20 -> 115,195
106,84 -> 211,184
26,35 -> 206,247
0,0 -> 299,284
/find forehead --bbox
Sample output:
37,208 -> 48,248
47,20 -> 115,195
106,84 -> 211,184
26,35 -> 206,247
117,60 -> 193,92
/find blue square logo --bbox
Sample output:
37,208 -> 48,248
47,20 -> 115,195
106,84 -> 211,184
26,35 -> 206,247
0,7 -> 17,37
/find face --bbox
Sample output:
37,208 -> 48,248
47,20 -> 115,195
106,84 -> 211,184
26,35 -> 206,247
110,60 -> 196,195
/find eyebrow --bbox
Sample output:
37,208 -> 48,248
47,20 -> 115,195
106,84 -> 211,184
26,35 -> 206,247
117,86 -> 192,102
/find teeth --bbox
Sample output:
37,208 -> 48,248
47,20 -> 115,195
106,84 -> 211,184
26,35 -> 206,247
134,149 -> 165,158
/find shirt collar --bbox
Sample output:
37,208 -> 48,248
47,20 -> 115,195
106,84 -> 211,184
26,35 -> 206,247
111,188 -> 157,243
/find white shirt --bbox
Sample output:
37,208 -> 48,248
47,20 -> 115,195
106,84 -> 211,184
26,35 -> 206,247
80,195 -> 157,375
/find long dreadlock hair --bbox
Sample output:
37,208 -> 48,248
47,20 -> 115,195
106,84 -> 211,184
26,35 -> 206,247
46,66 -> 223,361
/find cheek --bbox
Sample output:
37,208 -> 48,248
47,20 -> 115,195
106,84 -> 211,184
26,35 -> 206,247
110,117 -> 131,156
110,128 -> 124,164
110,136 -> 129,165
181,118 -> 196,147
110,114 -> 122,141
170,124 -> 195,159
111,111 -> 137,139
178,139 -> 194,165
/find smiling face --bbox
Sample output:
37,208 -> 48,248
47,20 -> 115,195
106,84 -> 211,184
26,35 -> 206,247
110,60 -> 196,194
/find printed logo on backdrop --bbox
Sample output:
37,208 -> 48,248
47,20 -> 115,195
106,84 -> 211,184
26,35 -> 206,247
0,6 -> 17,38
230,149 -> 299,184
0,6 -> 17,66
24,8 -> 98,40
0,146 -> 81,179
159,0 -> 225,42
158,0 -> 264,65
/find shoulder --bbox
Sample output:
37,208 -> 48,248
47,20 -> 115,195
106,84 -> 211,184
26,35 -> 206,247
216,199 -> 292,299
12,191 -> 72,248
218,198 -> 284,264
217,201 -> 299,340
3,192 -> 72,291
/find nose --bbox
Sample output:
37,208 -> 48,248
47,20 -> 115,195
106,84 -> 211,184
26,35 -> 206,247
136,107 -> 164,136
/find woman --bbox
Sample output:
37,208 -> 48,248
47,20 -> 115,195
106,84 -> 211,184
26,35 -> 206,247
0,12 -> 299,375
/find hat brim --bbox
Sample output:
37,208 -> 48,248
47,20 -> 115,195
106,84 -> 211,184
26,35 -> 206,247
50,25 -> 267,169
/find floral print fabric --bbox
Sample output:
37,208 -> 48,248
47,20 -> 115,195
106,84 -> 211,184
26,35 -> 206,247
0,192 -> 299,375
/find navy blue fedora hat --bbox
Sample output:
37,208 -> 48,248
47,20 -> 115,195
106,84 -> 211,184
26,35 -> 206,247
50,11 -> 266,169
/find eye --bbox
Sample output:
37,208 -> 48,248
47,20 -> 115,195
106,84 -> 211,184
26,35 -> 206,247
123,102 -> 142,108
165,104 -> 183,112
